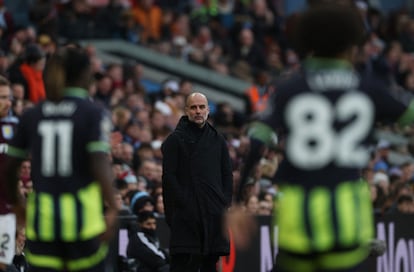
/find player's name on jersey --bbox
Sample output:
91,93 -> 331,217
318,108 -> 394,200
307,70 -> 359,91
42,102 -> 77,116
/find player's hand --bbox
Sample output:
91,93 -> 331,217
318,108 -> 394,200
225,204 -> 257,250
100,208 -> 118,242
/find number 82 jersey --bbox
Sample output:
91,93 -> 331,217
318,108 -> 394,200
263,59 -> 412,189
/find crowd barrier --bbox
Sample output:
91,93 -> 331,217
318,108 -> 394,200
113,214 -> 414,272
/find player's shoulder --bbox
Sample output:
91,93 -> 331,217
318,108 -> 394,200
273,71 -> 307,96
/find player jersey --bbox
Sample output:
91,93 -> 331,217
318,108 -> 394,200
7,88 -> 112,242
262,58 -> 410,189
258,58 -> 414,257
0,115 -> 18,214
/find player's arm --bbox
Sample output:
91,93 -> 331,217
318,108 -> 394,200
87,110 -> 117,241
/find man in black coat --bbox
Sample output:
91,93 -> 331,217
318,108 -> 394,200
161,92 -> 233,272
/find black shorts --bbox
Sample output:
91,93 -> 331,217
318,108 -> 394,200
25,237 -> 108,272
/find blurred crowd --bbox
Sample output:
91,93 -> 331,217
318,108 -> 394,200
5,0 -> 414,237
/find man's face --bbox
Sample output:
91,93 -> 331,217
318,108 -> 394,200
140,218 -> 157,230
0,85 -> 11,118
185,94 -> 209,127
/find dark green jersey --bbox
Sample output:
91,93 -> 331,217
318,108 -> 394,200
8,88 -> 111,242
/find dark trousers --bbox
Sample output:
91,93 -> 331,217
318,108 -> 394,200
170,254 -> 219,272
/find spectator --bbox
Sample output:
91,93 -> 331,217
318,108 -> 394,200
396,194 -> 414,214
153,192 -> 165,216
8,43 -> 46,104
230,27 -> 267,76
244,194 -> 259,214
126,211 -> 169,272
12,226 -> 28,272
129,190 -> 154,215
161,92 -> 233,272
132,0 -> 163,44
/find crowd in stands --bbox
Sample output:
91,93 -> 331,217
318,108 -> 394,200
3,1 -> 414,268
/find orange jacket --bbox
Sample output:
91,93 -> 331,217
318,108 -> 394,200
132,4 -> 162,43
19,63 -> 46,104
245,85 -> 269,113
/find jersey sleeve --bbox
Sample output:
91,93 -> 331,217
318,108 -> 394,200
85,108 -> 112,154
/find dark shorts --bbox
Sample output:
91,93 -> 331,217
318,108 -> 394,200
26,237 -> 108,272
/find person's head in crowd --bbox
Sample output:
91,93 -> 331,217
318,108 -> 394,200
397,195 -> 414,214
399,161 -> 414,183
151,108 -> 169,133
244,194 -> 259,214
136,211 -> 157,238
124,119 -> 142,145
114,177 -> 129,201
38,34 -> 57,56
113,189 -> 125,211
126,93 -> 146,113
136,175 -> 148,192
94,72 -> 113,96
162,78 -> 179,95
0,75 -> 11,118
19,158 -> 31,184
373,171 -> 390,194
178,78 -> 193,96
120,142 -> 134,165
294,2 -> 364,60
151,140 -> 163,160
12,98 -> 24,116
361,167 -> 374,184
130,190 -> 154,215
112,106 -> 132,132
43,46 -> 91,102
137,159 -> 158,182
111,141 -> 124,161
23,43 -> 46,71
138,125 -> 153,144
152,163 -> 163,183
257,199 -> 272,216
135,108 -> 151,127
15,225 -> 26,256
153,192 -> 164,215
120,170 -> 139,191
239,27 -> 255,49
135,142 -> 155,163
106,63 -> 124,89
11,83 -> 25,100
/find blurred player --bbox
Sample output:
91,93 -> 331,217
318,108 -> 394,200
6,47 -> 117,272
240,3 -> 414,271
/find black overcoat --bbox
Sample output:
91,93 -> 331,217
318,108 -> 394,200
161,116 -> 233,255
